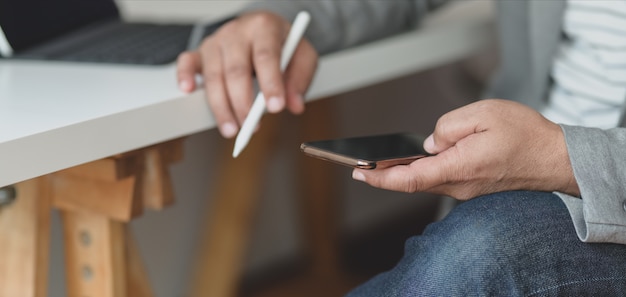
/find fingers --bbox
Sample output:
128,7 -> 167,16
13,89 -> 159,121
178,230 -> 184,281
425,102 -> 487,154
221,36 -> 254,126
200,38 -> 239,138
284,39 -> 318,114
177,12 -> 317,139
251,15 -> 288,113
176,51 -> 201,93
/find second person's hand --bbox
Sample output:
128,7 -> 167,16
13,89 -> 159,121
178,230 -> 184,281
176,11 -> 319,138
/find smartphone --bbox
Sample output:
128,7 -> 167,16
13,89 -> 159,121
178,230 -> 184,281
300,132 -> 431,169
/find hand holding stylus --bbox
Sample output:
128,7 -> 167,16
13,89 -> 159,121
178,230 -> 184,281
176,11 -> 318,142
233,11 -> 311,157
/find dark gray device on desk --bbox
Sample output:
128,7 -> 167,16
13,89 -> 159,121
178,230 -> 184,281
301,132 -> 432,169
0,0 -> 229,65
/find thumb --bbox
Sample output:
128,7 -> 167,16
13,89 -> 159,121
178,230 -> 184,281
352,165 -> 421,193
352,150 -> 463,196
351,155 -> 447,193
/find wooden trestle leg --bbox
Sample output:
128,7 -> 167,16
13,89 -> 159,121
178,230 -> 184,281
0,179 -> 52,297
0,138 -> 184,297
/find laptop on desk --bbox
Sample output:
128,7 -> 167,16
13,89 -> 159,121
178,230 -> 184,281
0,0 -> 229,65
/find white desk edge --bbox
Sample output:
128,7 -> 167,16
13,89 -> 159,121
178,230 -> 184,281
0,11 -> 493,188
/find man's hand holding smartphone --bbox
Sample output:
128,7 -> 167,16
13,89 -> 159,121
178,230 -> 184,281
314,100 -> 581,201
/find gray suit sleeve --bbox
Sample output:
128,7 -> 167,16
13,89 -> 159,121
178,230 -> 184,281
239,0 -> 448,55
556,125 -> 626,244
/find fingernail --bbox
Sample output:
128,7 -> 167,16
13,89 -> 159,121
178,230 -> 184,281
352,170 -> 366,182
424,134 -> 435,152
220,122 -> 238,138
179,80 -> 192,92
267,96 -> 284,113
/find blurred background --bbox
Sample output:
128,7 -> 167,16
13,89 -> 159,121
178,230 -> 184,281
43,1 -> 496,296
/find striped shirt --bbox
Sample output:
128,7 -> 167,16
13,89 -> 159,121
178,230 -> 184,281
542,0 -> 626,129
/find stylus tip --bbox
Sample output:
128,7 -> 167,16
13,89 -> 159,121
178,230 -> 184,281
232,141 -> 244,158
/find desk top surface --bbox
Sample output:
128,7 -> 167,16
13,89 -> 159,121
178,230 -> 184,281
0,1 -> 493,187
0,62 -> 184,143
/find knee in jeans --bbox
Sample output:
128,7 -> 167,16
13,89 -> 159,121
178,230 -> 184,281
401,223 -> 514,295
409,194 -> 535,287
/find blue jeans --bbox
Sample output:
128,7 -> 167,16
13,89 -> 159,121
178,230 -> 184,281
346,191 -> 626,296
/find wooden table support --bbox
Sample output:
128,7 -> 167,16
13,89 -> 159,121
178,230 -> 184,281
0,179 -> 51,297
190,100 -> 345,297
0,138 -> 184,297
297,101 -> 342,282
188,116 -> 282,297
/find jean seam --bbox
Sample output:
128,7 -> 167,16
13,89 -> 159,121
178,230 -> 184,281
526,276 -> 626,296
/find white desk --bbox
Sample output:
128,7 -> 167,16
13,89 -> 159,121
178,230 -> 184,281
0,1 -> 493,188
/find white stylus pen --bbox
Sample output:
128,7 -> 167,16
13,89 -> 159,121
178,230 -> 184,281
232,11 -> 311,158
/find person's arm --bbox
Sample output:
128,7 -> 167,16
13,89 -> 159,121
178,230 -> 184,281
557,126 -> 626,244
238,0 -> 447,55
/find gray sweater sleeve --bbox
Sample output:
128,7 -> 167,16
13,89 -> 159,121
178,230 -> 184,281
239,0 -> 448,55
556,125 -> 626,244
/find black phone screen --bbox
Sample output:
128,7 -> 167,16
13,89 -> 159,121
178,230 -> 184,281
304,132 -> 429,161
